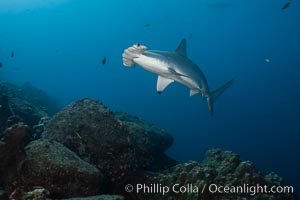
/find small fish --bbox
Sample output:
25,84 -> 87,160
102,56 -> 106,65
265,58 -> 271,63
11,51 -> 14,58
0,62 -> 2,68
144,23 -> 151,27
282,2 -> 291,10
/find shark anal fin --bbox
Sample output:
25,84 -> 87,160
190,89 -> 199,96
175,39 -> 187,57
157,76 -> 174,93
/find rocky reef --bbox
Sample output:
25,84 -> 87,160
144,149 -> 295,200
0,81 -> 59,133
16,139 -> 103,197
0,82 -> 296,199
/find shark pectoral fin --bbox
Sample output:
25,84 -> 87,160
157,76 -> 174,93
190,89 -> 199,96
176,39 -> 187,57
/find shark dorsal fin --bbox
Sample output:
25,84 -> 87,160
176,38 -> 187,57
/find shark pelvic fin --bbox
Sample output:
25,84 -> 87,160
157,76 -> 174,93
190,89 -> 199,96
175,39 -> 187,57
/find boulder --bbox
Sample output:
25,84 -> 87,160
42,98 -> 175,187
16,139 -> 104,198
114,112 -> 176,171
114,112 -> 173,154
42,98 -> 142,183
0,123 -> 28,187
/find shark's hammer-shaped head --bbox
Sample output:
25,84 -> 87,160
122,43 -> 147,67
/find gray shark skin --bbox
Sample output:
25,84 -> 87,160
122,39 -> 233,115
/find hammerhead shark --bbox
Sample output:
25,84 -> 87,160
122,39 -> 233,115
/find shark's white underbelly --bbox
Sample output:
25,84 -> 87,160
134,55 -> 170,76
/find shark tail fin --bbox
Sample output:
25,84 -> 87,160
122,43 -> 148,67
207,79 -> 234,115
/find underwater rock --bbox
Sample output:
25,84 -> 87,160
5,115 -> 23,128
146,153 -> 178,172
42,98 -> 139,183
0,82 -> 49,131
8,97 -> 48,129
42,98 -> 174,188
22,81 -> 60,115
0,123 -> 28,188
114,112 -> 176,171
9,188 -> 49,200
0,81 -> 59,115
143,149 -> 295,200
31,117 -> 50,141
0,81 -> 60,132
0,188 -> 7,199
15,139 -> 103,198
114,111 -> 173,154
59,194 -> 124,200
0,94 -> 11,133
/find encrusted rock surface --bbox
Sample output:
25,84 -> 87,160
0,94 -> 11,132
9,98 -> 48,128
16,139 -> 104,198
42,99 -> 140,183
59,195 -> 124,200
9,188 -> 49,200
144,149 -> 296,200
114,112 -> 177,171
0,82 -> 50,132
0,123 -> 28,188
42,98 -> 175,188
114,111 -> 173,153
0,81 -> 59,115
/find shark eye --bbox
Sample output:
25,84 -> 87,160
136,43 -> 140,47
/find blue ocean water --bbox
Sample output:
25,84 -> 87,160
0,0 -> 299,194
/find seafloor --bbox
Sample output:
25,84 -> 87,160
0,81 -> 296,200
